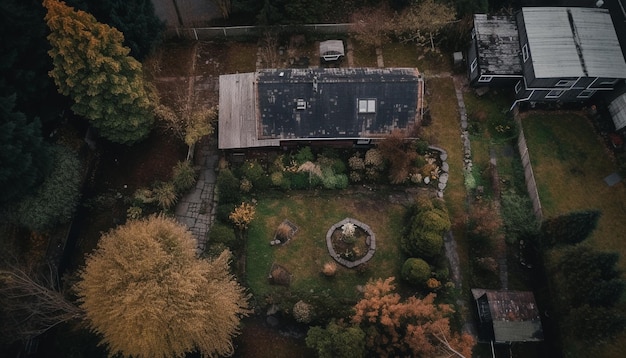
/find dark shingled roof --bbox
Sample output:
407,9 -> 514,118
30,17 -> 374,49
257,68 -> 421,140
472,289 -> 544,343
474,14 -> 522,76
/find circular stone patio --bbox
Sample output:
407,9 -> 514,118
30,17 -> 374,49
326,218 -> 376,268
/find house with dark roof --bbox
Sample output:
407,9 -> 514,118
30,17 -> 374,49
467,14 -> 523,86
472,289 -> 544,344
467,7 -> 626,106
218,68 -> 424,150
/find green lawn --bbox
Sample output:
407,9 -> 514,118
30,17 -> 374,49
246,191 -> 405,303
522,112 -> 626,358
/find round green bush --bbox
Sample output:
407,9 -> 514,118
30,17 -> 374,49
402,258 -> 431,286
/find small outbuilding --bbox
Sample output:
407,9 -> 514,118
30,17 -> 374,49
471,289 -> 544,344
319,40 -> 345,62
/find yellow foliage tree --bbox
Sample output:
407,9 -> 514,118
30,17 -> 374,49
229,202 -> 256,230
352,277 -> 475,357
76,215 -> 250,358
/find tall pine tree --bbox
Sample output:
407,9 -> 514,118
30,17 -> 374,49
44,0 -> 154,145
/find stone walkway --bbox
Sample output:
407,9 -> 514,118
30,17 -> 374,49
174,142 -> 218,255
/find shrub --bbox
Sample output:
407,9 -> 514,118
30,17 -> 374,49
426,278 -> 441,290
349,171 -> 362,183
239,178 -> 252,193
401,258 -> 431,286
239,160 -> 265,186
216,169 -> 241,205
152,181 -> 178,210
209,222 -> 237,248
216,203 -> 236,223
402,229 -> 444,259
331,158 -> 347,174
335,174 -> 349,189
348,153 -> 365,171
322,262 -> 338,277
293,300 -> 313,323
172,160 -> 197,193
133,187 -> 155,205
126,206 -> 143,220
270,171 -> 283,187
294,146 -> 314,164
13,145 -> 82,231
279,176 -> 292,190
364,148 -> 384,169
415,139 -> 430,155
289,172 -> 308,189
229,202 -> 256,230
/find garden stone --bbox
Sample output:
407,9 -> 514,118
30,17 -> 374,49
424,176 -> 430,184
439,173 -> 448,184
438,182 -> 446,190
437,190 -> 444,198
440,152 -> 448,161
441,162 -> 449,172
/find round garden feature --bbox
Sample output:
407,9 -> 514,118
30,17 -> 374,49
326,218 -> 375,268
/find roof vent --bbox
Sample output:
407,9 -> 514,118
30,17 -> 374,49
296,99 -> 306,110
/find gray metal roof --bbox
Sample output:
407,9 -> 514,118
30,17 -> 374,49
218,68 -> 423,149
474,14 -> 522,75
522,7 -> 626,79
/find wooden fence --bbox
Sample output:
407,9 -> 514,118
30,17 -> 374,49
514,108 -> 543,221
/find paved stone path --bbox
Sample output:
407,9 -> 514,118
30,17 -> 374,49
175,142 -> 218,255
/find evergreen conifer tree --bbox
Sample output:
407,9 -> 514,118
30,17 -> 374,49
44,0 -> 154,144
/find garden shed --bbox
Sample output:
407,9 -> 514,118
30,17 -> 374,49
471,289 -> 544,344
319,40 -> 345,62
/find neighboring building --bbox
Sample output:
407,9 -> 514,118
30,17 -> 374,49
467,7 -> 626,106
471,289 -> 544,344
218,68 -> 424,150
467,14 -> 523,86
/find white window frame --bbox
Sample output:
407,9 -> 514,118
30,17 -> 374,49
577,90 -> 596,99
478,75 -> 493,83
296,98 -> 306,110
470,58 -> 478,72
599,79 -> 619,86
556,80 -> 575,87
522,44 -> 529,62
545,89 -> 564,99
358,99 -> 376,113
471,28 -> 476,40
515,81 -> 523,94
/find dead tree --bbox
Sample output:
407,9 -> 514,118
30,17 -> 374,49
0,261 -> 83,342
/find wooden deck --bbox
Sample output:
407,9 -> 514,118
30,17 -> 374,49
218,73 -> 280,149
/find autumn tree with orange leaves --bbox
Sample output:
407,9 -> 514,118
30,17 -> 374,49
351,277 -> 475,357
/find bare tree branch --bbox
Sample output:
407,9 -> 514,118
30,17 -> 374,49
0,261 -> 83,341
